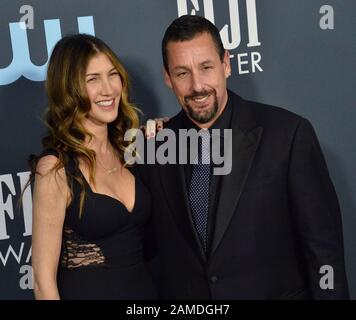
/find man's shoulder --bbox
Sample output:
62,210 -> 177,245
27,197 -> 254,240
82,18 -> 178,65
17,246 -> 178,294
230,90 -> 308,130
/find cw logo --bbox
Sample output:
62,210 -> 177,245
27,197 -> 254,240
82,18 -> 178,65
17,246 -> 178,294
177,0 -> 261,50
0,16 -> 95,85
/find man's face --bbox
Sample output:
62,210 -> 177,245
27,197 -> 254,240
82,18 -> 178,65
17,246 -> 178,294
164,32 -> 231,127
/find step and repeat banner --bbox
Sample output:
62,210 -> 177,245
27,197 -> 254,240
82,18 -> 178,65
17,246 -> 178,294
0,0 -> 355,299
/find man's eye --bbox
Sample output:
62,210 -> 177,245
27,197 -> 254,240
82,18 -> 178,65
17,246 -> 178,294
203,66 -> 213,70
177,72 -> 187,78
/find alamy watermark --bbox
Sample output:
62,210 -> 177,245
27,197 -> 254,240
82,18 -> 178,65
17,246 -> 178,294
319,265 -> 334,290
124,128 -> 233,175
19,5 -> 34,30
319,5 -> 334,30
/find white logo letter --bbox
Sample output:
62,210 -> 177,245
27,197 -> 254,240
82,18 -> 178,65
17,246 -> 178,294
0,174 -> 16,240
246,0 -> 261,47
177,0 -> 200,16
17,172 -> 32,237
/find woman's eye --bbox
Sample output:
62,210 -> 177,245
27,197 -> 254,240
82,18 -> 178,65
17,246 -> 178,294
110,72 -> 119,77
87,77 -> 96,83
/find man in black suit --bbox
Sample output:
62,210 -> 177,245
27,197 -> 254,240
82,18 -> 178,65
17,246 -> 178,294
139,15 -> 349,299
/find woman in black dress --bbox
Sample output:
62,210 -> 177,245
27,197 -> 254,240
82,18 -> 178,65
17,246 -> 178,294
31,34 -> 156,299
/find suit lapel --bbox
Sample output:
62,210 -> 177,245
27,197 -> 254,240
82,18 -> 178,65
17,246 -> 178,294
210,94 -> 263,256
158,118 -> 207,263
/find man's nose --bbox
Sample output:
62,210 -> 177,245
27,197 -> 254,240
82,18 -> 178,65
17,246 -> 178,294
190,72 -> 203,92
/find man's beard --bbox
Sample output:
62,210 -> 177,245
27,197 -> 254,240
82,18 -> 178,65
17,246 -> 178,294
184,89 -> 219,124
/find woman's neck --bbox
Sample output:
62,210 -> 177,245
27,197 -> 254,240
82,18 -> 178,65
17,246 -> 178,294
83,120 -> 111,155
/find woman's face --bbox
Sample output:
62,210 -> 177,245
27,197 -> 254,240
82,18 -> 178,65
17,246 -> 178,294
84,53 -> 122,126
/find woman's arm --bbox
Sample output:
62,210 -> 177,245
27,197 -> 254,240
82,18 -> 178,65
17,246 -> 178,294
32,155 -> 69,300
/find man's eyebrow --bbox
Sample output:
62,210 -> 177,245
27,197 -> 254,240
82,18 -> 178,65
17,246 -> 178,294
172,60 -> 214,71
201,60 -> 214,65
172,66 -> 189,71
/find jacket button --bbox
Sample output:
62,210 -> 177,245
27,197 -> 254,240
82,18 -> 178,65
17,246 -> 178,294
210,275 -> 218,284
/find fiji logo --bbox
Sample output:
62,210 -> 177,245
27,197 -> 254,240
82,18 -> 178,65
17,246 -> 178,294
177,0 -> 261,50
0,16 -> 95,85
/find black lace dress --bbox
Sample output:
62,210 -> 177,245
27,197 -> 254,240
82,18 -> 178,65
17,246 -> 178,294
42,150 -> 156,299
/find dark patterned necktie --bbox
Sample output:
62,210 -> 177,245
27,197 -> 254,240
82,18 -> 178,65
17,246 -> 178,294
188,130 -> 210,252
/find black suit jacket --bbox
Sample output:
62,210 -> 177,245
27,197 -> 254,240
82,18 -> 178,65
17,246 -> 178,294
139,91 -> 349,299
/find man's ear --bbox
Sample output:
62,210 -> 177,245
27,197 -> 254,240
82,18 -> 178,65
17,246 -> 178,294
163,68 -> 173,89
223,50 -> 232,78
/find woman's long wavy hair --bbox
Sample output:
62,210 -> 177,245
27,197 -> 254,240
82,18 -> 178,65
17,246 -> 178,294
28,34 -> 140,216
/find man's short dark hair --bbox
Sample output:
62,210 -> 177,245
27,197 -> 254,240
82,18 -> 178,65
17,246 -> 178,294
162,15 -> 225,72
